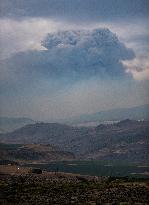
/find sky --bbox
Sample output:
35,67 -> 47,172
0,0 -> 149,121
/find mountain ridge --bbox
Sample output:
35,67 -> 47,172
0,119 -> 148,163
64,104 -> 149,126
0,117 -> 36,133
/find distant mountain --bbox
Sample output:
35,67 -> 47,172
65,104 -> 149,126
0,123 -> 90,152
0,143 -> 75,163
0,117 -> 36,133
0,120 -> 149,163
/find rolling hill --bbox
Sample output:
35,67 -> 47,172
0,143 -> 75,163
0,120 -> 149,163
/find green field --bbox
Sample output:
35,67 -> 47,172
26,160 -> 149,178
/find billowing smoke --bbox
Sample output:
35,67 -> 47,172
1,28 -> 135,86
41,28 -> 135,78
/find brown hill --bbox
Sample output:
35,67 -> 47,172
0,120 -> 148,162
0,143 -> 75,163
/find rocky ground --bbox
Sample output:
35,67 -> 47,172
0,171 -> 149,205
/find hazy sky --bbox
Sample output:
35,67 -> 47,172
0,0 -> 149,121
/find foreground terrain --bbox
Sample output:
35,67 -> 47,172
0,170 -> 149,205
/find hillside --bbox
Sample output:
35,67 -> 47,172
86,119 -> 149,162
0,123 -> 92,154
0,143 -> 75,163
1,173 -> 149,205
0,120 -> 149,163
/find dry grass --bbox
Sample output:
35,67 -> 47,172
0,165 -> 30,175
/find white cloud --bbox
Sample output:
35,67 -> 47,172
0,18 -> 63,59
123,57 -> 149,81
0,17 -> 97,59
102,20 -> 149,81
